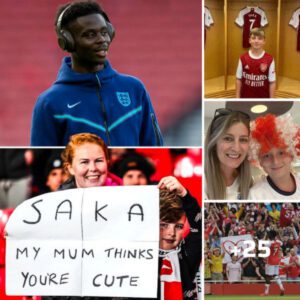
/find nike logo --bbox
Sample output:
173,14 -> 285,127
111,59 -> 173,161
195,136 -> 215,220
67,101 -> 82,109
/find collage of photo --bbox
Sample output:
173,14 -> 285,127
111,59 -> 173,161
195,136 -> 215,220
0,0 -> 299,300
204,1 -> 300,300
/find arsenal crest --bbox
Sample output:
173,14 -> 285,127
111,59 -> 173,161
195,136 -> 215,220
260,63 -> 268,72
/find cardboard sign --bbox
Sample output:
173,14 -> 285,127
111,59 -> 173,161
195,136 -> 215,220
5,186 -> 159,298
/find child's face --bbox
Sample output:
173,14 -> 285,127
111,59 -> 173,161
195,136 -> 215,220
232,255 -> 238,262
159,215 -> 186,250
259,147 -> 292,182
249,34 -> 265,51
46,168 -> 65,191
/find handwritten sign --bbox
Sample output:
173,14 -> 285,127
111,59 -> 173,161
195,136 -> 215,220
5,186 -> 159,298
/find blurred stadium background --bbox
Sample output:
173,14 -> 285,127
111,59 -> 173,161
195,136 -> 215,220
0,0 -> 201,146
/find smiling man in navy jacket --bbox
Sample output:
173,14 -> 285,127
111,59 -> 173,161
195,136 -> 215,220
31,1 -> 163,146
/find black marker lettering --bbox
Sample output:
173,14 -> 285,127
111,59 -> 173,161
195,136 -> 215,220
95,202 -> 108,221
60,273 -> 69,284
130,276 -> 139,286
104,275 -> 115,287
23,199 -> 42,224
16,248 -> 28,259
39,274 -> 47,285
93,273 -> 102,287
146,249 -> 153,259
128,204 -> 144,221
29,274 -> 37,287
55,200 -> 72,220
116,275 -> 129,287
82,249 -> 94,258
68,249 -> 77,259
104,248 -> 113,258
48,273 -> 58,285
54,249 -> 65,259
33,247 -> 40,260
21,272 -> 29,288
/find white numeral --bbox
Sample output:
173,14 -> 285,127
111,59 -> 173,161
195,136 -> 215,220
243,240 -> 256,257
258,240 -> 270,258
242,240 -> 271,258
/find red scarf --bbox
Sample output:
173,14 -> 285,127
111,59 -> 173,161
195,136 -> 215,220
160,249 -> 183,300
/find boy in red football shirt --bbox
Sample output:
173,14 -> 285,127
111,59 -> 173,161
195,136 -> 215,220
236,27 -> 276,98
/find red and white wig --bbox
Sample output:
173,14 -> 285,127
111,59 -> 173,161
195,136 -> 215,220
249,113 -> 300,162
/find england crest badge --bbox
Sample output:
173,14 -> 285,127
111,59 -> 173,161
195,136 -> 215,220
116,92 -> 131,107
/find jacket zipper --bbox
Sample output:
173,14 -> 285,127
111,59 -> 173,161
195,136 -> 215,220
95,74 -> 111,145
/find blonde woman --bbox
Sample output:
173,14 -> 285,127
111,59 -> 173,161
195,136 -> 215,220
205,109 -> 252,200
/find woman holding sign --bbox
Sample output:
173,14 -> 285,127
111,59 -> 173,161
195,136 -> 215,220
40,133 -> 201,300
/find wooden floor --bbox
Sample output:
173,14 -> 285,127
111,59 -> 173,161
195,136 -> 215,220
205,76 -> 300,98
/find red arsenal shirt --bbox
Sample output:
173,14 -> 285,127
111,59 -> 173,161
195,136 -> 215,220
267,240 -> 282,265
287,256 -> 300,278
236,50 -> 275,98
235,7 -> 268,48
279,205 -> 296,227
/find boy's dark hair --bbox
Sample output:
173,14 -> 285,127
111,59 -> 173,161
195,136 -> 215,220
160,190 -> 185,223
55,1 -> 105,29
268,229 -> 277,240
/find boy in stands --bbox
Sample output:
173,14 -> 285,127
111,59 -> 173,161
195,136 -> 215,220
158,176 -> 202,300
236,28 -> 276,98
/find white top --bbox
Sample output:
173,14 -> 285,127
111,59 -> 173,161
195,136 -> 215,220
204,176 -> 241,200
236,50 -> 276,82
249,174 -> 300,200
226,261 -> 242,282
226,178 -> 241,200
289,8 -> 300,29
235,6 -> 268,28
204,6 -> 214,27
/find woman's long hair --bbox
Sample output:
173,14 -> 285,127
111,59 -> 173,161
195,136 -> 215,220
205,111 -> 252,200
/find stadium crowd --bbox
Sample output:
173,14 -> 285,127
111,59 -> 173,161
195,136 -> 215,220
204,202 -> 300,284
0,148 -> 201,208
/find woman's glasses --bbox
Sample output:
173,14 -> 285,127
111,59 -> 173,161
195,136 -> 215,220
209,108 -> 250,133
213,108 -> 250,121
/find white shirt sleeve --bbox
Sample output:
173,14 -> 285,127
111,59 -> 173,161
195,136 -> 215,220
258,8 -> 268,27
235,9 -> 245,27
289,8 -> 300,29
236,59 -> 243,79
268,59 -> 276,82
205,7 -> 214,27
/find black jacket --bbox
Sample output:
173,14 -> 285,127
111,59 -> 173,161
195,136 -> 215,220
0,150 -> 30,179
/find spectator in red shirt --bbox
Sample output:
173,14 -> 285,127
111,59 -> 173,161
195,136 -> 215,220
287,248 -> 300,280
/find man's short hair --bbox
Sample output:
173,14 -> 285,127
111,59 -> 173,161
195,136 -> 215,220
55,1 -> 105,30
249,27 -> 265,38
160,190 -> 185,223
